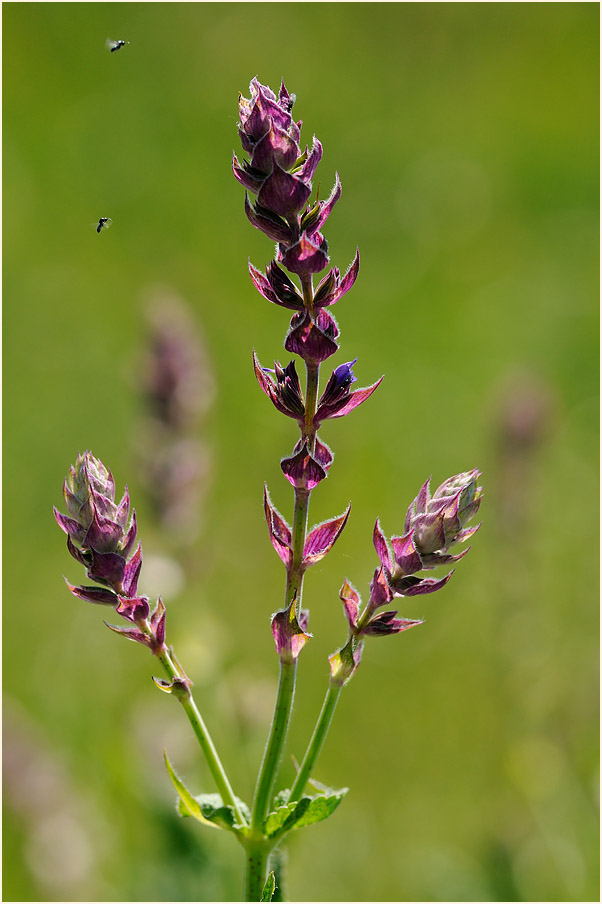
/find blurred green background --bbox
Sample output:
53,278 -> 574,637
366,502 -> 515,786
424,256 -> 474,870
3,3 -> 599,902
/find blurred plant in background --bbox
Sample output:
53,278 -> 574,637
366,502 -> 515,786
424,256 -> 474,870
137,288 -> 215,548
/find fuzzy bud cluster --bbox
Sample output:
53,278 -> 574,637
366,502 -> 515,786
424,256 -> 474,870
235,77 -> 363,366
334,469 -> 483,665
54,452 -> 166,652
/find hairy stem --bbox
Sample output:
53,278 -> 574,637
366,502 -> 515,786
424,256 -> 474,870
244,838 -> 272,901
250,656 -> 298,832
288,681 -> 343,802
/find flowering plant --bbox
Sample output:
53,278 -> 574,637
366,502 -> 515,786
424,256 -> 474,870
55,77 -> 482,902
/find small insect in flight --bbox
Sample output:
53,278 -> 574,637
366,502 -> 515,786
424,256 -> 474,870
106,38 -> 130,52
96,217 -> 112,233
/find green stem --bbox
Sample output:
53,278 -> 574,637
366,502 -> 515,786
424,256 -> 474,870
269,845 -> 288,902
286,487 -> 309,605
288,681 -> 343,802
244,838 -> 272,901
303,362 -> 320,451
251,656 -> 298,832
157,646 -> 246,827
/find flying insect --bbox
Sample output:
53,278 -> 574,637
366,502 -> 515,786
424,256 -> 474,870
106,38 -> 130,52
96,217 -> 112,233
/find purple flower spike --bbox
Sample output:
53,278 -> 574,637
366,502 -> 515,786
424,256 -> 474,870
239,78 -> 298,150
235,80 -> 360,296
271,596 -> 311,663
405,469 -> 483,560
237,79 -> 325,248
55,452 -> 139,595
56,452 -> 170,656
372,470 -> 482,600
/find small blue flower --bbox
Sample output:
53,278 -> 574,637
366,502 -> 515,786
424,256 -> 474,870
332,358 -> 358,390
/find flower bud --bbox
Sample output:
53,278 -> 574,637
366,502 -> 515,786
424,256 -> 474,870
313,250 -> 360,309
271,596 -> 311,662
404,469 -> 483,563
314,359 -> 383,425
249,261 -> 304,310
54,452 -> 137,592
234,79 -> 317,221
281,441 -> 329,490
328,638 -> 363,686
373,469 -> 483,598
338,578 -> 422,639
284,309 -> 340,363
235,79 -> 343,281
56,453 -> 167,653
253,352 -> 305,422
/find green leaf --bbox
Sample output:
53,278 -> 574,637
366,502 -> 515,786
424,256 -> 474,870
273,788 -> 292,807
263,801 -> 298,836
264,787 -> 348,838
164,751 -> 220,830
176,792 -> 251,831
260,871 -> 276,902
292,789 -> 347,829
